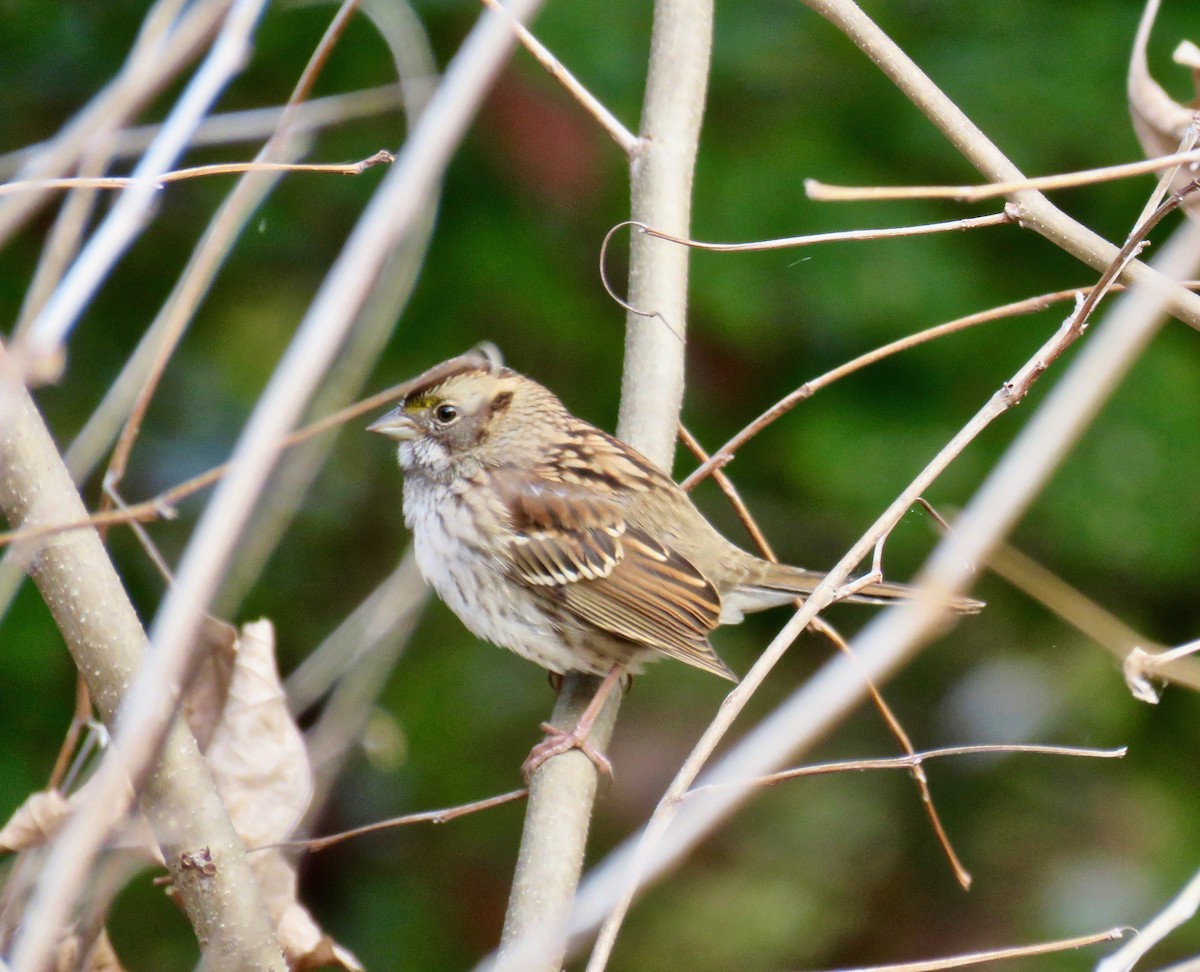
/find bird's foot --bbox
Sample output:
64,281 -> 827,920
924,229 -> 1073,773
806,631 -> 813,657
521,721 -> 613,782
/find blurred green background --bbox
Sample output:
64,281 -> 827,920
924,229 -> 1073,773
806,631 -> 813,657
2,0 -> 1200,969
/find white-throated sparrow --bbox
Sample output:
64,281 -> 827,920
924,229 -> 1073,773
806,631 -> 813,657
369,349 -> 980,774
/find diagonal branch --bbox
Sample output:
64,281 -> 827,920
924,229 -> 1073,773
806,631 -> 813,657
6,1 -> 544,967
569,212 -> 1200,969
0,343 -> 284,970
799,0 -> 1200,334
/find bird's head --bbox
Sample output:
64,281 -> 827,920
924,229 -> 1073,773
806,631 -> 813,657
368,350 -> 566,481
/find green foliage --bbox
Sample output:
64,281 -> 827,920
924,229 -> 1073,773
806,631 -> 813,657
3,0 -> 1200,969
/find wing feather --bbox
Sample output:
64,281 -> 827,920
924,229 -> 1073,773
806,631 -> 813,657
492,469 -> 735,681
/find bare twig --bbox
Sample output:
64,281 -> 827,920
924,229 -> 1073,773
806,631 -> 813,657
1096,866 -> 1200,972
11,0 -> 271,384
805,146 -> 1200,202
822,928 -> 1124,972
0,84 -> 405,179
482,0 -> 637,153
691,743 -> 1126,794
7,1 -> 544,966
267,788 -> 529,853
609,210 -> 1011,254
0,153 -> 395,196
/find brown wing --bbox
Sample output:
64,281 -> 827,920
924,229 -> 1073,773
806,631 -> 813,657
494,470 -> 735,681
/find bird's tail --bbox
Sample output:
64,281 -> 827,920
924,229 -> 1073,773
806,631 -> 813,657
724,559 -> 983,622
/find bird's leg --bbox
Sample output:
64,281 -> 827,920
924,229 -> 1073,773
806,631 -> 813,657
521,665 -> 624,782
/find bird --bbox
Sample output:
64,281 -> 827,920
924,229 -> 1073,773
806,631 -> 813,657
368,348 -> 981,777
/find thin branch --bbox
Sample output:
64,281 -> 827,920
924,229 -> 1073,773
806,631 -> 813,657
1096,867 -> 1200,972
579,183 -> 1185,970
482,0 -> 637,153
45,679 -> 95,793
691,743 -> 1127,795
805,146 -> 1200,202
0,84 -> 405,179
0,153 -> 395,196
10,0 -> 271,384
615,210 -> 1012,253
266,788 -> 529,853
821,928 -> 1124,972
677,424 -> 776,554
7,1 -> 544,966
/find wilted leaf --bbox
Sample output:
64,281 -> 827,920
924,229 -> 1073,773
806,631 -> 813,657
205,619 -> 312,848
0,789 -> 69,852
203,621 -> 361,970
84,929 -> 126,972
256,852 -> 364,972
1128,0 -> 1200,209
181,615 -> 239,752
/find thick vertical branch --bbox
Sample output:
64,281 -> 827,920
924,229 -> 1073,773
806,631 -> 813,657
8,2 -> 544,963
497,0 -> 712,969
618,0 -> 712,459
0,346 -> 285,971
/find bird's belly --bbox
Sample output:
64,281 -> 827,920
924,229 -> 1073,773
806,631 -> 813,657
405,480 -> 604,673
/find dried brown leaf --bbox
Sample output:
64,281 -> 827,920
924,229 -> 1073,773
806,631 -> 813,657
5,620 -> 355,969
205,621 -> 361,970
0,774 -> 158,863
0,789 -> 69,852
181,615 -> 239,751
81,928 -> 126,972
257,852 -> 364,971
206,619 -> 312,847
1128,0 -> 1200,187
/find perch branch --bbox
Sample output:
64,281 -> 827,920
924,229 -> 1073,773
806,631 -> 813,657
496,0 -> 712,969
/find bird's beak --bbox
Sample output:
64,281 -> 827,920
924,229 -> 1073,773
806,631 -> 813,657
367,406 -> 417,441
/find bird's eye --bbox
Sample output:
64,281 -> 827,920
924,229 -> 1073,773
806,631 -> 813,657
433,403 -> 460,424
